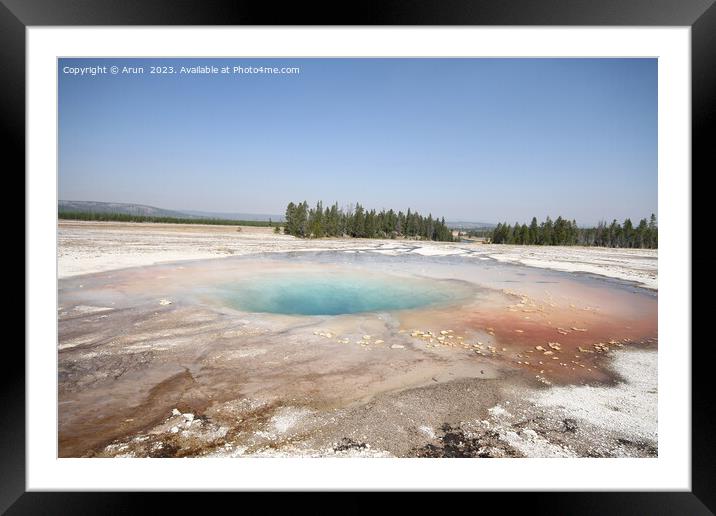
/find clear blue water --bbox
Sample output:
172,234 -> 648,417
220,272 -> 470,316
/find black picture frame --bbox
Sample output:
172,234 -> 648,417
6,0 -> 711,511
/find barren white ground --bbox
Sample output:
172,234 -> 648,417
58,221 -> 657,289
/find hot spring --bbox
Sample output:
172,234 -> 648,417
217,271 -> 473,316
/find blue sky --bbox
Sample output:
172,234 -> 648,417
59,58 -> 657,225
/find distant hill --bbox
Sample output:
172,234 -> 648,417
61,201 -> 490,227
59,200 -> 193,218
182,210 -> 284,222
59,200 -> 285,222
447,221 -> 496,230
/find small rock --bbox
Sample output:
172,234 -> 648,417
374,340 -> 384,345
391,344 -> 405,349
159,299 -> 172,306
171,408 -> 181,416
170,426 -> 179,433
523,429 -> 538,440
182,413 -> 194,422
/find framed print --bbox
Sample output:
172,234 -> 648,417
6,0 -> 713,511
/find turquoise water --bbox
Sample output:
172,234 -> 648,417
220,272 -> 469,315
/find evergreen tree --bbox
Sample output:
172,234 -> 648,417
396,211 -> 404,235
354,204 -> 365,237
365,209 -> 376,238
623,218 -> 634,248
297,201 -> 309,237
648,213 -> 658,248
308,201 -> 324,238
609,219 -> 620,247
542,217 -> 554,245
489,215 -> 657,249
519,224 -> 529,245
554,216 -> 566,245
635,218 -> 648,248
282,201 -> 454,242
284,202 -> 296,235
528,217 -> 538,245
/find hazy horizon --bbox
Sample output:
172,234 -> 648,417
59,58 -> 657,226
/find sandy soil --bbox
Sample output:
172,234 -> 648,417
56,221 -> 658,458
58,221 -> 657,289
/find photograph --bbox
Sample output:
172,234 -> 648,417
56,57 -> 659,459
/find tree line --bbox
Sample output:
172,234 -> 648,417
490,214 -> 658,248
283,201 -> 454,241
58,211 -> 276,227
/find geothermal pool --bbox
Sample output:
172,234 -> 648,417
57,251 -> 658,458
217,271 -> 474,315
